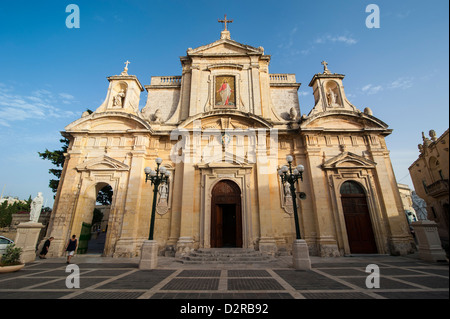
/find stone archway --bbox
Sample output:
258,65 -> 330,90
210,180 -> 242,248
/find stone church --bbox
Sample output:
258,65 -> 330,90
46,21 -> 414,259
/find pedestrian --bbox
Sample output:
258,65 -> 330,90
65,235 -> 78,264
39,237 -> 54,259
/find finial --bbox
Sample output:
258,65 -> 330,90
321,60 -> 330,74
121,60 -> 130,75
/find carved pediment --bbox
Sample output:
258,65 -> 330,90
187,39 -> 263,57
181,112 -> 272,130
65,112 -> 151,133
76,155 -> 130,172
322,152 -> 376,170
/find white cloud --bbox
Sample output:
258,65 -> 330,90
0,85 -> 77,127
314,34 -> 357,45
361,84 -> 383,95
59,93 -> 75,100
389,77 -> 414,89
360,77 -> 414,96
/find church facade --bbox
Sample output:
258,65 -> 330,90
46,26 -> 414,258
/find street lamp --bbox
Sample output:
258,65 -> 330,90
278,154 -> 311,270
278,155 -> 305,240
139,157 -> 170,270
144,157 -> 170,240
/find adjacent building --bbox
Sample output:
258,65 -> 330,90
409,129 -> 449,247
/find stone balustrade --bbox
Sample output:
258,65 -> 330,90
269,74 -> 296,83
150,76 -> 182,86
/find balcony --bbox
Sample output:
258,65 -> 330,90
426,179 -> 449,198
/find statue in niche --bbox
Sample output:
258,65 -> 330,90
284,182 -> 294,205
156,182 -> 169,215
326,87 -> 339,107
113,89 -> 126,107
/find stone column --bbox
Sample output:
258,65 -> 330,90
255,146 -> 277,256
176,161 -> 196,256
412,220 -> 447,262
15,222 -> 44,263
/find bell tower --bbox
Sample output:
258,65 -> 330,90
95,61 -> 144,116
308,61 -> 358,115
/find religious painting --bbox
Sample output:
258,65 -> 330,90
215,76 -> 236,107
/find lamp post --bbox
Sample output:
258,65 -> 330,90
278,155 -> 311,270
278,155 -> 305,240
139,157 -> 170,270
144,157 -> 170,240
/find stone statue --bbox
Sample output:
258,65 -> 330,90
411,191 -> 428,220
159,183 -> 168,199
156,183 -> 169,215
113,89 -> 126,107
422,132 -> 431,147
327,88 -> 338,106
29,192 -> 44,223
289,107 -> 298,120
429,130 -> 437,142
153,109 -> 162,123
284,182 -> 291,198
418,144 -> 423,152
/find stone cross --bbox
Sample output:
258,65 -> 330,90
124,60 -> 131,69
321,60 -> 329,73
218,14 -> 233,31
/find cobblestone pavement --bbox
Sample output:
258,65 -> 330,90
0,254 -> 448,300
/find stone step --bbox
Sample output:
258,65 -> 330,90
178,248 -> 275,264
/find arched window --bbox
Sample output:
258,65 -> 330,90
340,181 -> 365,195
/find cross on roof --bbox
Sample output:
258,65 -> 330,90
321,60 -> 330,74
218,14 -> 233,31
124,60 -> 131,69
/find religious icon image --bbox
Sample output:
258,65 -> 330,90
215,76 -> 235,107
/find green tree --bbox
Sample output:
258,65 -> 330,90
0,198 -> 31,228
38,137 -> 69,196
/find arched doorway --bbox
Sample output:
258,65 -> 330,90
340,181 -> 377,254
77,183 -> 113,255
210,180 -> 242,248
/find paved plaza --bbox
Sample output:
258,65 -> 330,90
0,254 -> 448,300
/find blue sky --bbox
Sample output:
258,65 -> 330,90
0,0 -> 448,208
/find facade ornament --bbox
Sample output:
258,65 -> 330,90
429,129 -> 437,142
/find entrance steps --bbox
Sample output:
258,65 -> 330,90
178,248 -> 275,264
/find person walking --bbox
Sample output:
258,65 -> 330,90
39,237 -> 54,259
65,235 -> 78,264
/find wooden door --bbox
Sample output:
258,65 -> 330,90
341,182 -> 377,254
211,180 -> 242,248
